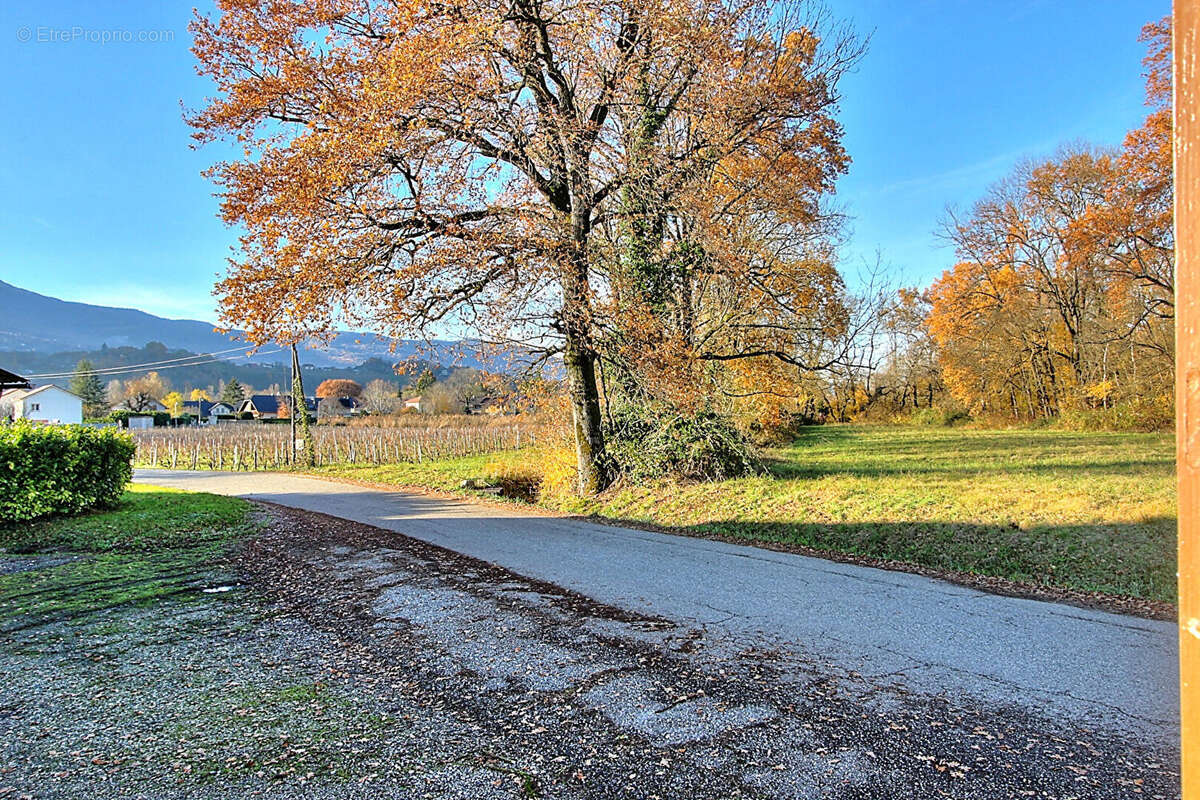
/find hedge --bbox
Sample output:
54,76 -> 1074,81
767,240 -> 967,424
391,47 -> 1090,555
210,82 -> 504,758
0,421 -> 136,523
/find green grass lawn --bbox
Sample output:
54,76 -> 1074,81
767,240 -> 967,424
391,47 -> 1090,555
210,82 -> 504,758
0,485 -> 254,626
310,425 -> 1177,605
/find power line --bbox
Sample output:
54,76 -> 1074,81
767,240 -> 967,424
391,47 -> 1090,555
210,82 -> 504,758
25,347 -> 285,380
24,344 -> 253,378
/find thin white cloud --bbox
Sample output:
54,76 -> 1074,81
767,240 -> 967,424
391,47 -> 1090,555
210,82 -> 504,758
868,143 -> 1044,200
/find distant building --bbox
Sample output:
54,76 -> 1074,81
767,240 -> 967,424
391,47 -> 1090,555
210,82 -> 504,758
238,395 -> 283,418
0,367 -> 30,394
181,399 -> 236,423
0,367 -> 31,421
317,396 -> 361,419
238,395 -> 316,419
2,384 -> 83,425
403,395 -> 426,413
464,395 -> 512,415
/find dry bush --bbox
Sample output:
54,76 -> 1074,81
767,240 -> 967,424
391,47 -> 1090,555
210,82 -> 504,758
481,444 -> 578,503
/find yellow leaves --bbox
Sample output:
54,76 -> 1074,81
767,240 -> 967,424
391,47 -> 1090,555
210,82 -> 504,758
162,392 -> 185,416
1085,380 -> 1116,404
782,28 -> 819,61
1138,16 -> 1171,111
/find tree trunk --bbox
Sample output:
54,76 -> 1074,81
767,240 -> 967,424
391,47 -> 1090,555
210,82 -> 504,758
564,331 -> 608,493
560,190 -> 609,493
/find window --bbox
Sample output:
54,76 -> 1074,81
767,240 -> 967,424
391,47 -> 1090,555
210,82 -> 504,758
30,403 -> 39,411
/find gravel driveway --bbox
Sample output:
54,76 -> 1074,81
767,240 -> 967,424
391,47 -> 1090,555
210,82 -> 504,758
0,503 -> 1179,799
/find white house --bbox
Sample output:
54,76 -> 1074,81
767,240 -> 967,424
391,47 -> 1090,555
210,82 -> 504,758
181,399 -> 236,423
2,384 -> 83,425
403,395 -> 426,413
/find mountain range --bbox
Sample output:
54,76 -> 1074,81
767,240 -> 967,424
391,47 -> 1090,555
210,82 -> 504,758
0,279 -> 482,370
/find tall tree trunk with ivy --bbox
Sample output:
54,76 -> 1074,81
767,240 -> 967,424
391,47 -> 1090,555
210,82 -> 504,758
291,345 -> 315,467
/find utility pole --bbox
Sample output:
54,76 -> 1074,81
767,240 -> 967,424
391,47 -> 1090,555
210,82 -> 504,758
291,342 -> 315,467
1176,1 -> 1198,795
290,344 -> 298,464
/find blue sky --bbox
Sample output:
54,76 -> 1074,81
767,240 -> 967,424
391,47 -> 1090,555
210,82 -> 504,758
0,0 -> 1167,323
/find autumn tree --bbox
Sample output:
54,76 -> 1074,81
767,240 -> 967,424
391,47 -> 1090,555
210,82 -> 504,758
191,0 -> 862,490
871,288 -> 943,412
315,379 -> 363,399
162,391 -> 185,417
927,18 -> 1173,424
1081,16 -> 1174,355
590,21 -> 860,415
935,148 -> 1112,412
122,372 -> 169,412
410,368 -> 437,396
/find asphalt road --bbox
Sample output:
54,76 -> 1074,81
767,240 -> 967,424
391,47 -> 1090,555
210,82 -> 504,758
134,468 -> 1179,747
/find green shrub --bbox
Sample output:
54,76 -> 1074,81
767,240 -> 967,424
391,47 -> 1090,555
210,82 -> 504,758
605,403 -> 761,482
0,422 -> 136,523
910,406 -> 971,427
1056,398 -> 1173,432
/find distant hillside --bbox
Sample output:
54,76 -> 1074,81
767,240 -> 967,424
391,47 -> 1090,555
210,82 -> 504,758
0,280 -> 486,369
0,343 -> 454,395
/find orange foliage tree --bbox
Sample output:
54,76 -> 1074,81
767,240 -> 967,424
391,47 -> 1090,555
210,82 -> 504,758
189,0 -> 862,490
315,379 -> 363,399
1084,16 -> 1174,345
925,17 -> 1174,424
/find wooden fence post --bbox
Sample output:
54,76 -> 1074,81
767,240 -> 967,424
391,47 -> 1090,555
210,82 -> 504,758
1177,1 -> 1199,795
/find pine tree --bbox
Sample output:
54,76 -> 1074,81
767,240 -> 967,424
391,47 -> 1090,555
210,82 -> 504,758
220,377 -> 245,406
70,359 -> 108,419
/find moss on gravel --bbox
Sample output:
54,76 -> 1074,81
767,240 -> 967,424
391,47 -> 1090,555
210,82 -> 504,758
0,485 -> 254,629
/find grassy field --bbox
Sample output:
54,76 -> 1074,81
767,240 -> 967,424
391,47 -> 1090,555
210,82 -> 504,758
310,425 -> 1177,605
0,485 -> 254,626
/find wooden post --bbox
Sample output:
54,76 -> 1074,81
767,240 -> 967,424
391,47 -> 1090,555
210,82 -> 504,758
290,344 -> 298,464
1177,1 -> 1199,795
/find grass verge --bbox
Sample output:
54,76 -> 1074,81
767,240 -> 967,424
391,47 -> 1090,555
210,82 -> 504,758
308,425 -> 1177,607
0,484 -> 254,627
